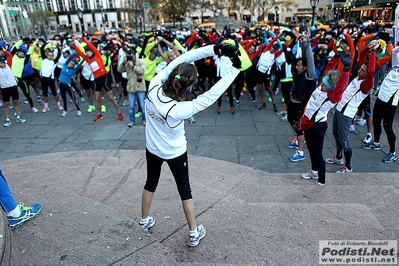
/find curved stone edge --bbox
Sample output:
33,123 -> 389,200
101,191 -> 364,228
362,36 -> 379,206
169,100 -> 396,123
0,213 -> 21,266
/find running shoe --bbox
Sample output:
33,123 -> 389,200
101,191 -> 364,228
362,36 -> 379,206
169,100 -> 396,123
188,224 -> 206,247
94,113 -> 103,122
139,216 -> 155,230
289,151 -> 305,162
336,166 -> 353,173
87,105 -> 95,113
382,152 -> 397,163
325,156 -> 344,165
7,202 -> 42,229
301,170 -> 318,180
118,112 -> 123,121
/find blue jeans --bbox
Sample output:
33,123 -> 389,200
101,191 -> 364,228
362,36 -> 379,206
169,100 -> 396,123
128,91 -> 146,123
0,167 -> 18,213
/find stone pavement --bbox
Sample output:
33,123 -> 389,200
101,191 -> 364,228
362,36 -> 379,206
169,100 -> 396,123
0,91 -> 398,265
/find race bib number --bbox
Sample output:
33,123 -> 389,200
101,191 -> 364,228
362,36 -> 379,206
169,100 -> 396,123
89,61 -> 100,72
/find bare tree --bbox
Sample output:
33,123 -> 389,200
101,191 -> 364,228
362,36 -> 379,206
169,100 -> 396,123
29,10 -> 55,39
191,0 -> 213,23
29,10 -> 55,27
228,0 -> 252,23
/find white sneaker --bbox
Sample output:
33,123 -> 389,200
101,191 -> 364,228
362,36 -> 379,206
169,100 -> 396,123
80,97 -> 85,103
139,216 -> 155,230
13,112 -> 17,116
356,118 -> 366,126
16,116 -> 26,123
188,224 -> 207,247
336,166 -> 353,173
301,170 -> 318,180
9,105 -> 13,110
77,110 -> 82,116
349,125 -> 356,133
277,110 -> 287,116
4,119 -> 11,127
24,100 -> 29,104
354,115 -> 362,121
363,133 -> 372,144
61,111 -> 68,117
325,156 -> 344,165
32,107 -> 39,113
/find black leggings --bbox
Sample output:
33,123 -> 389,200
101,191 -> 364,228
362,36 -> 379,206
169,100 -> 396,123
305,122 -> 328,184
71,79 -> 83,97
287,102 -> 306,136
373,98 -> 397,153
144,149 -> 192,201
59,82 -> 81,112
234,68 -> 256,101
280,81 -> 293,105
16,77 -> 34,108
40,77 -> 57,97
217,77 -> 234,108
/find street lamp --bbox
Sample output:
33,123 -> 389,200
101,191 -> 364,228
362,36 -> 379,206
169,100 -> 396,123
275,6 -> 279,26
310,0 -> 319,27
77,7 -> 84,33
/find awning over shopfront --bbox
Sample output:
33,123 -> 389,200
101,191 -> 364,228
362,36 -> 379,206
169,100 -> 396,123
351,4 -> 380,11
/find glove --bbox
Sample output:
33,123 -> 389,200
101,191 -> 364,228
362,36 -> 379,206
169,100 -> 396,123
231,56 -> 242,69
340,51 -> 352,72
213,44 -> 241,57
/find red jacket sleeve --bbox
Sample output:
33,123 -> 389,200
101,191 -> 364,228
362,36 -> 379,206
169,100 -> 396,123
72,42 -> 89,63
311,34 -> 322,47
187,32 -> 198,48
244,39 -> 256,52
264,36 -> 278,52
360,51 -> 376,94
5,50 -> 12,68
322,56 -> 339,76
328,71 -> 350,103
82,37 -> 102,58
249,43 -> 264,62
335,34 -> 355,73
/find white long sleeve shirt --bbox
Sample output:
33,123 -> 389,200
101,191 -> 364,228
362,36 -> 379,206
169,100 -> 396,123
0,65 -> 18,88
304,86 -> 335,123
378,46 -> 399,106
336,78 -> 366,118
145,45 -> 240,159
40,58 -> 56,79
81,62 -> 94,81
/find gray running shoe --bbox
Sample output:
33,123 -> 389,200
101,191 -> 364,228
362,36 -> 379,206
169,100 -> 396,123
139,216 -> 155,230
188,224 -> 206,247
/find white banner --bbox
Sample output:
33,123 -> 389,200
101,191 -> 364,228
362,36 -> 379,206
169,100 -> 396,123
319,240 -> 397,264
